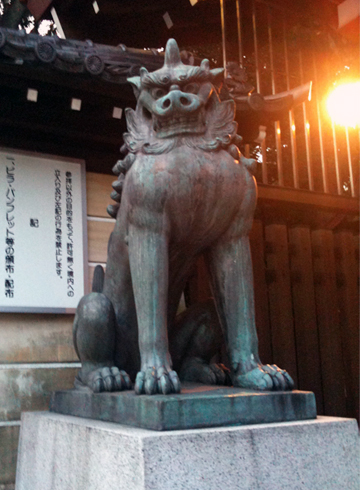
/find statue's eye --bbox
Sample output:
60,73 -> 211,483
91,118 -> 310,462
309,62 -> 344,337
151,87 -> 167,99
184,83 -> 199,94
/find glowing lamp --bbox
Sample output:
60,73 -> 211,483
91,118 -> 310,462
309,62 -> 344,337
327,81 -> 360,127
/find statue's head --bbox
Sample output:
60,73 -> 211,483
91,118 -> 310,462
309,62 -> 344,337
124,39 -> 237,154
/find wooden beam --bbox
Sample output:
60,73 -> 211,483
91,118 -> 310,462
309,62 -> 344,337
87,220 -> 114,263
258,184 -> 359,214
0,314 -> 75,363
0,62 -> 133,100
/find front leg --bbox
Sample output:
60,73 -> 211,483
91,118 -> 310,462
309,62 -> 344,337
128,223 -> 181,395
206,235 -> 294,391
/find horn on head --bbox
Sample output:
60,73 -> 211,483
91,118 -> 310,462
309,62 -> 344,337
164,38 -> 182,67
200,59 -> 210,72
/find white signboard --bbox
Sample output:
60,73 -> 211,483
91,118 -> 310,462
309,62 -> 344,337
0,149 -> 88,313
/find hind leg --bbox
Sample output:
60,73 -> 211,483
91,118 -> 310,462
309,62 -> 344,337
171,300 -> 230,385
167,252 -> 230,386
73,292 -> 132,392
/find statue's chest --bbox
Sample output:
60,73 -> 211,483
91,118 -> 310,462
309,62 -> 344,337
127,148 -> 244,209
125,148 -> 247,239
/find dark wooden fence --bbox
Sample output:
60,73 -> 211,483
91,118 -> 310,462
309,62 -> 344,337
214,2 -> 359,421
188,186 -> 359,422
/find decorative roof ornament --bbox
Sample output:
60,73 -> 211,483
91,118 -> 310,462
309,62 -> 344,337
0,27 -> 311,143
0,27 -> 168,82
222,62 -> 311,142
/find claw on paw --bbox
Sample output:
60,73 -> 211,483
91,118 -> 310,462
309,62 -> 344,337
180,357 -> 230,385
233,364 -> 294,391
135,366 -> 181,395
87,366 -> 132,393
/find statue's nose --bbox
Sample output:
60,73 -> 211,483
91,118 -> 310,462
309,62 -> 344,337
157,90 -> 200,115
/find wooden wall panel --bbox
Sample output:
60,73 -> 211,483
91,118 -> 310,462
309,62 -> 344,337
0,367 -> 79,422
334,231 -> 359,420
87,220 -> 114,263
249,220 -> 272,365
264,224 -> 298,385
88,264 -> 97,293
0,173 -> 112,488
0,425 -> 19,485
311,229 -> 346,417
0,170 -> 357,488
86,172 -> 114,218
0,315 -> 75,364
0,263 -> 101,365
288,226 -> 323,413
354,233 -> 359,305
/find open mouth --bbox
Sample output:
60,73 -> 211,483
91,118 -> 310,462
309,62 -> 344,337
153,112 -> 205,138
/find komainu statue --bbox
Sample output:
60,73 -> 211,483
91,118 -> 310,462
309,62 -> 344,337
73,39 -> 294,395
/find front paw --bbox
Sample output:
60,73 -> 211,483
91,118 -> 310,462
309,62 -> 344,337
135,366 -> 181,395
233,364 -> 294,391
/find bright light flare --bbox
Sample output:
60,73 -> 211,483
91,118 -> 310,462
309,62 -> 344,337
327,82 -> 360,128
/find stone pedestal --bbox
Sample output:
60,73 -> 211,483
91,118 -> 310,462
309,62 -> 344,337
16,412 -> 359,490
50,384 -> 316,430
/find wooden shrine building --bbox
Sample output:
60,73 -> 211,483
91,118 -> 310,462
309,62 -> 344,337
0,0 -> 358,487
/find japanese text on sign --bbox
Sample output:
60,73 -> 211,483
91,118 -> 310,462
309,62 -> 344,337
66,171 -> 75,297
55,169 -> 62,278
0,149 -> 87,312
5,156 -> 15,299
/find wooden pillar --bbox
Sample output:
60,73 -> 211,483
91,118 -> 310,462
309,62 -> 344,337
334,230 -> 359,421
249,220 -> 272,365
288,226 -> 323,413
264,224 -> 298,385
311,229 -> 346,417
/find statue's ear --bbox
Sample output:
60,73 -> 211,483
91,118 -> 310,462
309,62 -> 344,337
127,75 -> 141,99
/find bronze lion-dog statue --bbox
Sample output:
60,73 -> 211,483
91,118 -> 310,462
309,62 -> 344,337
73,39 -> 294,395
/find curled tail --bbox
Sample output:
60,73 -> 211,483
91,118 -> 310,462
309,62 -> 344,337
92,264 -> 105,293
73,264 -> 106,359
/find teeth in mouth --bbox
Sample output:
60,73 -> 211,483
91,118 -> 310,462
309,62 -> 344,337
154,114 -> 203,133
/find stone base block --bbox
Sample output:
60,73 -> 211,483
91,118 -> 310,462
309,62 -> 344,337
50,384 -> 316,430
15,412 -> 359,490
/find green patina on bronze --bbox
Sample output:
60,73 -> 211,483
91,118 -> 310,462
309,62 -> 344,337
69,38 -> 299,407
51,385 -> 316,431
